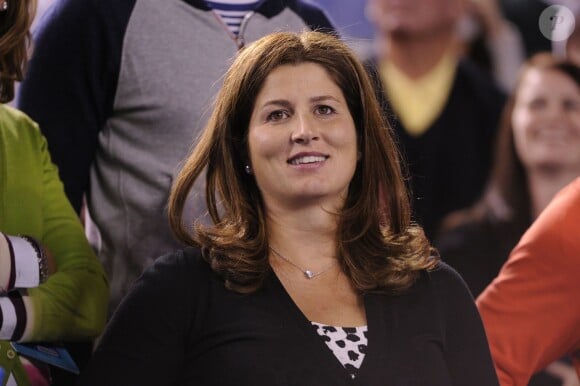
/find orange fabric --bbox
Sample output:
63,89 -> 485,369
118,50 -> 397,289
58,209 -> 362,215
477,178 -> 580,386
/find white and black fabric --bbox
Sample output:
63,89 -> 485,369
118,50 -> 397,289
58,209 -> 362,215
205,0 -> 262,36
312,322 -> 368,379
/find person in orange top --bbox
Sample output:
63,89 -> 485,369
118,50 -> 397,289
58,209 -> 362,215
477,177 -> 580,386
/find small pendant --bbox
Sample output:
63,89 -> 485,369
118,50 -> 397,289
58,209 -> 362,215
304,270 -> 315,279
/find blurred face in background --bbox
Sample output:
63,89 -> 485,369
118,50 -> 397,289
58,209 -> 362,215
511,67 -> 580,174
366,0 -> 464,39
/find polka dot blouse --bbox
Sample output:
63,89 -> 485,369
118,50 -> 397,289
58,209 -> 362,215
311,322 -> 368,379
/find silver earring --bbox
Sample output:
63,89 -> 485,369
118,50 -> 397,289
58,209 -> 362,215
0,1 -> 8,11
244,165 -> 252,175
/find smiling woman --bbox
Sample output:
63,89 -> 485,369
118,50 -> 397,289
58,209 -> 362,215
511,63 -> 580,181
437,53 -> 580,299
77,31 -> 500,386
247,62 -> 358,211
436,53 -> 580,384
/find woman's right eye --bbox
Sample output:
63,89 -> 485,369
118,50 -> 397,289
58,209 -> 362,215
528,98 -> 546,110
267,110 -> 289,122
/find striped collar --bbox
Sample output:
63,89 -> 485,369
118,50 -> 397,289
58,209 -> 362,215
183,0 -> 293,18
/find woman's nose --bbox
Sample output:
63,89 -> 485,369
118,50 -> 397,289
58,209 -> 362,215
291,115 -> 319,144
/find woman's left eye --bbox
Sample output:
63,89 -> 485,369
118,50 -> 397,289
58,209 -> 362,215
315,105 -> 335,115
563,98 -> 580,111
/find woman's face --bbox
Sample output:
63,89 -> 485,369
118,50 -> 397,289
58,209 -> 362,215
247,62 -> 358,211
511,68 -> 580,173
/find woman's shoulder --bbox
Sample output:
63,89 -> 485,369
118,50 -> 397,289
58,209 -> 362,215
127,247 -> 216,303
150,246 -> 211,277
435,208 -> 514,266
415,261 -> 473,300
0,105 -> 39,133
426,261 -> 465,283
378,262 -> 476,325
436,207 -> 496,246
0,105 -> 43,149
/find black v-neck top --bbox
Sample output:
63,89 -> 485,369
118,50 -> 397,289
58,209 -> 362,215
78,247 -> 499,386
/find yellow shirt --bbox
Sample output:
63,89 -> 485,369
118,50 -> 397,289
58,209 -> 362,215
379,54 -> 457,137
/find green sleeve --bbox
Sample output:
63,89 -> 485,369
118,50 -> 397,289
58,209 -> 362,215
1,106 -> 108,341
21,119 -> 109,341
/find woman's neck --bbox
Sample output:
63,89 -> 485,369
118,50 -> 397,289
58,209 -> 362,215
266,205 -> 338,268
527,168 -> 580,219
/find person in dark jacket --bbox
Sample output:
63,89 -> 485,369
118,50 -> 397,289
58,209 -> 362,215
364,0 -> 506,240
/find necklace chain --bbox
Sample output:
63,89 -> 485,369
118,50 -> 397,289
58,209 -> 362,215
269,247 -> 337,279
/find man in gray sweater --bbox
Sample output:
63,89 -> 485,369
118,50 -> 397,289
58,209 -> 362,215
18,0 -> 334,315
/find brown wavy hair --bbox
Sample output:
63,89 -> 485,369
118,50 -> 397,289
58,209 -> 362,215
169,31 -> 437,294
439,53 -> 580,235
0,0 -> 36,103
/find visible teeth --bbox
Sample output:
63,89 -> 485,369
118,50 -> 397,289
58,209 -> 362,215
290,155 -> 326,165
535,130 -> 573,144
537,130 -> 567,140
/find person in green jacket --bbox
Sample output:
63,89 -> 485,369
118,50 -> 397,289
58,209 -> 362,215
0,0 -> 108,384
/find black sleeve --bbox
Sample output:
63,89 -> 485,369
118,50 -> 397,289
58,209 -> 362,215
433,263 -> 500,386
76,250 -> 197,386
17,0 -> 135,212
289,0 -> 336,34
